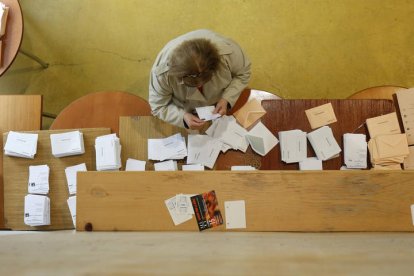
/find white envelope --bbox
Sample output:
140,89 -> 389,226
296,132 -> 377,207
245,122 -> 279,156
279,129 -> 307,163
307,126 -> 341,161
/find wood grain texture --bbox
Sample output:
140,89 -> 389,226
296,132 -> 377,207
119,116 -> 188,170
76,170 -> 414,232
3,128 -> 110,230
0,95 -> 42,229
260,99 -> 396,170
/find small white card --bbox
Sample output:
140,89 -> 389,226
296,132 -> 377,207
231,166 -> 256,171
182,164 -> 205,171
225,200 -> 246,229
67,196 -> 76,227
154,160 -> 178,171
125,158 -> 146,171
65,163 -> 87,195
165,195 -> 192,226
28,165 -> 50,195
196,106 -> 221,121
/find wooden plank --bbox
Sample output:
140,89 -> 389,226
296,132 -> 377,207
119,116 -> 188,170
3,128 -> 110,230
76,171 -> 414,232
0,95 -> 42,229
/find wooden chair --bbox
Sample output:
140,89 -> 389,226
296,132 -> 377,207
229,88 -> 282,115
347,85 -> 408,100
50,91 -> 152,135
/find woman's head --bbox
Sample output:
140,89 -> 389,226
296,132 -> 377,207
170,38 -> 220,87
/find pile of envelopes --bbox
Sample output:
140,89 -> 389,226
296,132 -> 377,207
4,131 -> 38,158
366,112 -> 409,170
50,130 -> 85,157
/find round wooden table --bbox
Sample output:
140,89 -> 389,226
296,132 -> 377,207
0,0 -> 23,76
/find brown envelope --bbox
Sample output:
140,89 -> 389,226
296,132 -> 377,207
305,103 -> 337,129
403,146 -> 414,170
371,164 -> 402,170
375,134 -> 409,159
366,112 -> 401,138
233,99 -> 266,129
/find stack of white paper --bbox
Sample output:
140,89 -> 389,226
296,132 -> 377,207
165,194 -> 193,226
148,133 -> 187,161
4,131 -> 38,159
24,194 -> 50,227
154,160 -> 178,171
206,115 -> 249,153
182,164 -> 205,171
187,134 -> 223,169
279,130 -> 307,163
125,158 -> 146,171
245,122 -> 279,156
0,3 -> 9,37
28,165 -> 50,195
196,105 -> 221,121
50,131 -> 85,157
67,196 -> 76,227
299,157 -> 323,170
65,163 -> 87,195
95,134 -> 122,171
307,126 -> 341,161
343,133 -> 367,169
231,166 -> 256,171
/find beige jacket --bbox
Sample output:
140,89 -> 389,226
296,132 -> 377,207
149,29 -> 251,128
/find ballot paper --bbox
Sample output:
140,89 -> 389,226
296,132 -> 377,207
67,196 -> 76,227
366,112 -> 401,139
0,3 -> 9,37
28,165 -> 50,195
148,133 -> 187,161
225,200 -> 246,229
343,133 -> 367,169
50,131 -> 85,157
125,158 -> 146,171
175,194 -> 195,215
245,122 -> 279,156
205,115 -> 249,153
187,135 -> 223,169
95,134 -> 122,171
4,131 -> 38,159
154,160 -> 178,171
165,195 -> 193,226
278,129 -> 307,163
395,88 -> 414,145
195,105 -> 221,121
299,157 -> 323,170
182,164 -> 205,171
233,98 -> 266,129
307,126 -> 341,161
231,165 -> 256,171
305,103 -> 337,129
24,194 -> 50,227
65,163 -> 87,195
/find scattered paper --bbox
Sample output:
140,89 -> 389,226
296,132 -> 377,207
187,135 -> 222,169
148,133 -> 187,161
195,105 -> 221,121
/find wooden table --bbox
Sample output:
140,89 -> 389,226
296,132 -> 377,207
0,0 -> 23,76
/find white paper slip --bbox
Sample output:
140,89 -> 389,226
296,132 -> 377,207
225,200 -> 246,229
187,134 -> 223,169
28,165 -> 50,195
67,196 -> 76,227
4,131 -> 38,159
343,133 -> 367,169
0,3 -> 9,37
95,134 -> 122,171
231,166 -> 256,171
245,122 -> 279,156
299,157 -> 323,170
24,194 -> 50,227
65,163 -> 87,195
205,115 -> 249,153
154,160 -> 178,171
148,133 -> 187,161
307,126 -> 341,161
196,105 -> 221,121
279,129 -> 307,163
182,164 -> 205,171
50,131 -> 85,157
165,195 -> 193,226
125,158 -> 146,171
175,194 -> 195,215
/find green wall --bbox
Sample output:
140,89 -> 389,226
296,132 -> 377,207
0,0 -> 413,128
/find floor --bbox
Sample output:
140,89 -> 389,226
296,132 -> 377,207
1,231 -> 413,275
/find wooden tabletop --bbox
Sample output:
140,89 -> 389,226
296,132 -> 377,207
0,0 -> 23,76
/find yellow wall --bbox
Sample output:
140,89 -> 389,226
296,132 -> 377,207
0,0 -> 413,126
